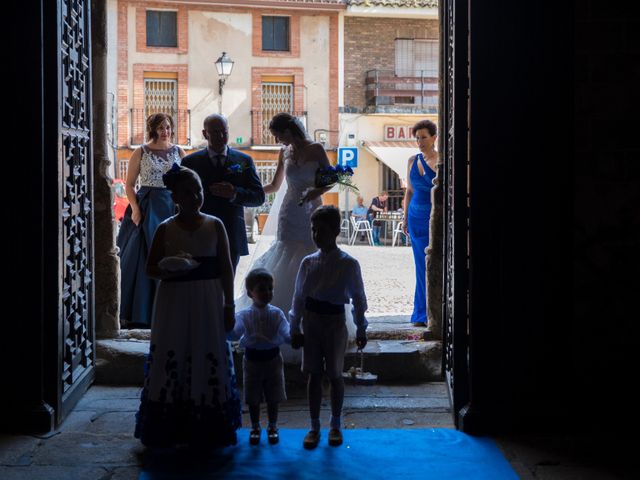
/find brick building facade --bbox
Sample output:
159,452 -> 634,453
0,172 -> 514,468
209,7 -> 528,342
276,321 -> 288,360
343,16 -> 439,112
337,1 -> 438,216
108,0 -> 343,178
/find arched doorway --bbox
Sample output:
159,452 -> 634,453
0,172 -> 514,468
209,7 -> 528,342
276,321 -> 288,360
6,0 -> 472,431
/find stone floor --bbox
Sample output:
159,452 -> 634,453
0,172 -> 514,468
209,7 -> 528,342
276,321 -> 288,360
1,385 -> 635,479
6,236 -> 630,478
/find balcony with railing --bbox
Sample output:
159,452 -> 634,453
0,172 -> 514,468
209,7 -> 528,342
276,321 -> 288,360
365,70 -> 438,114
129,108 -> 191,146
251,110 -> 307,146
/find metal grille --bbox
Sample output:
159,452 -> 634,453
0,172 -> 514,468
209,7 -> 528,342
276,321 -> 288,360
443,0 -> 456,402
118,159 -> 129,180
395,39 -> 439,106
144,78 -> 177,118
442,0 -> 470,428
395,39 -> 438,77
381,163 -> 404,211
261,82 -> 293,144
59,0 -> 95,401
255,160 -> 279,210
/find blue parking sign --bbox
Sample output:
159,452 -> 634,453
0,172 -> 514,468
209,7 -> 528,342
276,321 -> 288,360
338,147 -> 358,168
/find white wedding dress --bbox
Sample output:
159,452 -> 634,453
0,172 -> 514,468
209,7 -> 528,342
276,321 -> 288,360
236,145 -> 356,359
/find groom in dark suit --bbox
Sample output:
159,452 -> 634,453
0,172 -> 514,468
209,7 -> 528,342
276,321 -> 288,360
182,114 -> 265,269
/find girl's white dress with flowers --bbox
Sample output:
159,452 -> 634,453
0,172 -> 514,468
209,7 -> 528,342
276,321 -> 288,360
135,215 -> 241,448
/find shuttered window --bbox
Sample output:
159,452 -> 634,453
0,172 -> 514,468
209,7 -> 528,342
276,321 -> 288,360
146,11 -> 177,47
395,39 -> 438,77
395,39 -> 438,106
262,16 -> 290,51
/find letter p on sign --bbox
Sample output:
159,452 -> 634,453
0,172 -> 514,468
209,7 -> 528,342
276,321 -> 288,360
338,147 -> 358,168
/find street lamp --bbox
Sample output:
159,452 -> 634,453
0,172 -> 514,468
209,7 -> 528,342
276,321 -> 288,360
214,51 -> 234,114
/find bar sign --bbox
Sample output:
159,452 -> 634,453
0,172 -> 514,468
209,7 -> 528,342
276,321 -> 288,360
384,125 -> 414,141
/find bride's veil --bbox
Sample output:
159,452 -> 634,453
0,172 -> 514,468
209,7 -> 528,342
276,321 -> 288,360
234,114 -> 310,302
234,161 -> 288,307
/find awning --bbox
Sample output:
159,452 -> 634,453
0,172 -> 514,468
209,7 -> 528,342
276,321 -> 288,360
363,141 -> 417,181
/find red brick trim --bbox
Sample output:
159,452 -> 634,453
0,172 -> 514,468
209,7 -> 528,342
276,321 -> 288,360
132,64 -> 189,145
135,4 -> 188,54
252,11 -> 300,58
117,2 -> 129,146
251,67 -> 304,144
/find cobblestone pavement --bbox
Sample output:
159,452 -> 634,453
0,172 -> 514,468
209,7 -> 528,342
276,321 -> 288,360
236,237 -> 415,316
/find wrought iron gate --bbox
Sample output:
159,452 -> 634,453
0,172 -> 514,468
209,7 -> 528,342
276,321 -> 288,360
49,0 -> 95,424
261,82 -> 293,144
441,0 -> 470,427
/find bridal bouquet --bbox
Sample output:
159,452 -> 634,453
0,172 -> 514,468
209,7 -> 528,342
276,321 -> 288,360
315,165 -> 359,193
299,165 -> 359,205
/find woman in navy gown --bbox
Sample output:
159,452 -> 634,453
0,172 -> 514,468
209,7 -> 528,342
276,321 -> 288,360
402,120 -> 438,327
117,113 -> 186,328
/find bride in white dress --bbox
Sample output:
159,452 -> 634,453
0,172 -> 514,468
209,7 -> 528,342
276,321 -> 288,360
236,113 -> 356,347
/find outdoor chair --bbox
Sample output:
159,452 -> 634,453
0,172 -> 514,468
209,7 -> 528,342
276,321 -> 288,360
392,221 -> 405,247
340,217 -> 350,239
349,216 -> 374,246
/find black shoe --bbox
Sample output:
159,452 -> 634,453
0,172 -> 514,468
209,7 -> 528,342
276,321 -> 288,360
267,427 -> 279,445
328,429 -> 343,447
249,428 -> 261,445
303,430 -> 321,449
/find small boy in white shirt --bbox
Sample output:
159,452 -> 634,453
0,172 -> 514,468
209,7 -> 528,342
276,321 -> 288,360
228,268 -> 290,445
289,205 -> 368,449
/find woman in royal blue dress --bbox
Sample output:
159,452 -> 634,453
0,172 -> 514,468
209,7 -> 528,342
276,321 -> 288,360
117,113 -> 186,328
402,119 -> 438,327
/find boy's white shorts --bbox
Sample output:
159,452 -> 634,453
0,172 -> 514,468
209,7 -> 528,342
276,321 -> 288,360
301,310 -> 348,379
242,353 -> 287,405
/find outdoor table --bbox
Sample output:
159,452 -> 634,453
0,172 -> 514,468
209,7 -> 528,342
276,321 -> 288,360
374,212 -> 405,245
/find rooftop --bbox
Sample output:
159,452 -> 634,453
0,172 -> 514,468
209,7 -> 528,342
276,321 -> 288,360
346,0 -> 438,8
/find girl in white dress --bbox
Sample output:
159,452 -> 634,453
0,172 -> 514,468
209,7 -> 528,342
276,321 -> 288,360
134,164 -> 241,449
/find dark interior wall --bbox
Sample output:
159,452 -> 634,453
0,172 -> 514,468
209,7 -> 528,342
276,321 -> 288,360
571,2 -> 639,426
2,0 -> 53,431
464,0 -> 573,432
466,1 -> 639,433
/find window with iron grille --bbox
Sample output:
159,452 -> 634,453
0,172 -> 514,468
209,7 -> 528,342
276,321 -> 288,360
260,82 -> 293,144
144,78 -> 177,139
146,11 -> 177,47
262,16 -> 290,51
395,39 -> 439,106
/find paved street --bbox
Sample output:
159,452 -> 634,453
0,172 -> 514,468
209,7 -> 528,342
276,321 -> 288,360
236,236 -> 416,316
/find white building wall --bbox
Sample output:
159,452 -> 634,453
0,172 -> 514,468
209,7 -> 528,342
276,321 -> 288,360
187,11 -> 253,147
106,0 -> 119,178
299,16 -> 330,141
123,6 -> 332,150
